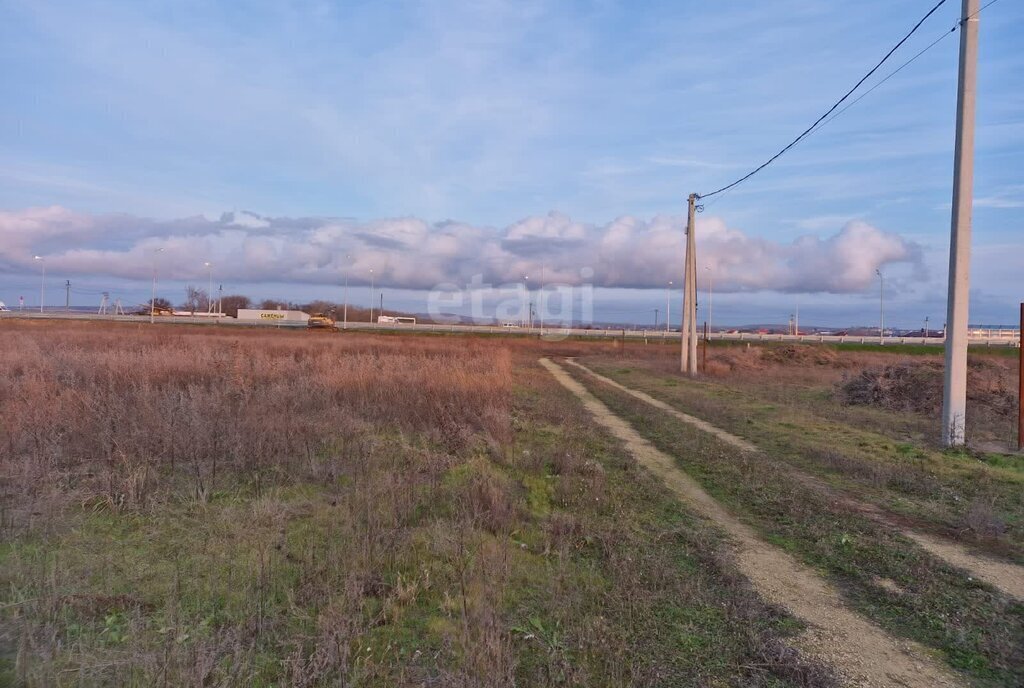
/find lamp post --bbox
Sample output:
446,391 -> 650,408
343,254 -> 351,330
204,262 -> 213,313
705,266 -> 713,336
150,247 -> 164,325
876,269 -> 884,344
369,268 -> 375,326
34,256 -> 45,313
523,275 -> 530,328
666,281 -> 672,333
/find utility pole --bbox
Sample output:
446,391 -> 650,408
680,193 -> 698,375
369,269 -> 375,326
654,308 -> 659,330
924,316 -> 930,338
1018,303 -> 1022,451
942,0 -> 979,447
65,280 -> 70,312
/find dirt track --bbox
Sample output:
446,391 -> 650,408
564,358 -> 1024,600
541,357 -> 962,688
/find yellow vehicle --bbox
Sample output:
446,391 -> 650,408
306,313 -> 337,330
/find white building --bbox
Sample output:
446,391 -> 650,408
236,309 -> 310,323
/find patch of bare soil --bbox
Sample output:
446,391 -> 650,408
541,357 -> 962,688
569,358 -> 1024,601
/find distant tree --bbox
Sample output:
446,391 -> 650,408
219,295 -> 251,318
181,285 -> 210,314
302,300 -> 338,315
259,299 -> 288,311
140,297 -> 173,314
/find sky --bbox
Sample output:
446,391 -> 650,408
0,0 -> 1021,327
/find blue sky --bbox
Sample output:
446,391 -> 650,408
0,0 -> 1021,327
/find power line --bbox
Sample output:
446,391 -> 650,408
698,0 -> 950,200
806,0 -> 1002,139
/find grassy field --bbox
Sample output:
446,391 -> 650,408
0,321 -> 837,687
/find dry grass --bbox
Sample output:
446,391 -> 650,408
0,322 -> 512,517
0,321 -> 833,686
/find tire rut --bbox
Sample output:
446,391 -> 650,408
565,358 -> 1024,600
541,357 -> 961,688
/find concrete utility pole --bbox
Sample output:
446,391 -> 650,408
942,0 -> 979,447
1018,303 -> 1023,451
680,193 -> 698,375
369,268 -> 375,325
65,280 -> 70,312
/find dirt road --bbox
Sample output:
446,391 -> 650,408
541,357 -> 962,688
564,358 -> 1024,600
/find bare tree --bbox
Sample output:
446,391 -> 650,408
182,286 -> 210,314
219,295 -> 251,318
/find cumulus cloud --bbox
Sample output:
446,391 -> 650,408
0,206 -> 921,293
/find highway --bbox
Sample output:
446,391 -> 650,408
2,311 -> 1019,348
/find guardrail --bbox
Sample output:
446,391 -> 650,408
2,311 -> 1019,347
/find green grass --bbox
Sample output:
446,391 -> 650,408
586,359 -> 1024,562
568,366 -> 1024,687
0,362 -> 835,687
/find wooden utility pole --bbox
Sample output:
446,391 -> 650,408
942,0 -> 979,447
680,193 -> 698,375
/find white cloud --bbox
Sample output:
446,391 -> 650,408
0,206 -> 922,294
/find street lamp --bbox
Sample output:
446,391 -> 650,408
666,281 -> 673,333
204,262 -> 213,313
34,256 -> 45,313
150,248 -> 165,325
876,268 -> 884,344
705,266 -> 713,336
523,275 -> 530,328
343,254 -> 351,330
